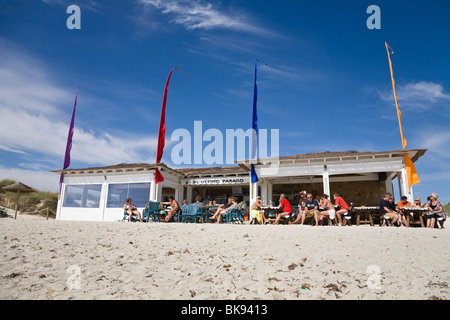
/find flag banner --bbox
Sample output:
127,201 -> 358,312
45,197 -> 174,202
385,43 -> 420,187
59,87 -> 79,195
251,60 -> 259,183
155,67 -> 187,184
385,43 -> 407,149
404,154 -> 420,187
155,167 -> 164,185
251,164 -> 259,184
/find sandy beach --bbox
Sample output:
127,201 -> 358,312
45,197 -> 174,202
1,211 -> 448,300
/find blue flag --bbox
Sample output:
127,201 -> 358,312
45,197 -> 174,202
251,61 -> 259,183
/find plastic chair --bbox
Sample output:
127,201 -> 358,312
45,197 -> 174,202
142,202 -> 161,222
343,206 -> 354,226
226,208 -> 245,224
122,210 -> 140,222
181,205 -> 203,223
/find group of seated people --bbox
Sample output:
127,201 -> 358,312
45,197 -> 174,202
250,191 -> 351,226
124,191 -> 446,228
380,192 -> 446,228
123,195 -> 239,223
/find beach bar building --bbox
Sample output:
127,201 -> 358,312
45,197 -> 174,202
54,148 -> 427,222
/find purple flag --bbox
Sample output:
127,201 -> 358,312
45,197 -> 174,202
59,87 -> 79,195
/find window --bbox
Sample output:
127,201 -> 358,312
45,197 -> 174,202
63,184 -> 103,208
107,183 -> 151,208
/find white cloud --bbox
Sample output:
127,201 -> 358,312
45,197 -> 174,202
41,0 -> 102,12
138,0 -> 273,36
379,81 -> 450,110
0,38 -> 159,169
0,166 -> 59,192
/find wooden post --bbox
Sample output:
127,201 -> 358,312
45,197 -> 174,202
14,190 -> 20,220
46,207 -> 50,220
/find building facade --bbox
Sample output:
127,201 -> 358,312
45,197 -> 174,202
54,149 -> 426,222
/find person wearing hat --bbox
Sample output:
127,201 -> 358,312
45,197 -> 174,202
250,196 -> 266,225
414,197 -> 424,208
424,193 -> 446,228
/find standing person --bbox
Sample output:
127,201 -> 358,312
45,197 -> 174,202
161,196 -> 180,223
425,193 -> 446,229
273,194 -> 293,225
303,193 -> 320,226
333,193 -> 350,226
379,193 -> 399,226
250,196 -> 266,225
318,194 -> 336,226
123,198 -> 143,222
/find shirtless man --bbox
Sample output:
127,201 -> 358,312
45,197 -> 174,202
162,196 -> 180,222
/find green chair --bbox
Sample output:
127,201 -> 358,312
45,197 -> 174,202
226,208 -> 245,224
142,201 -> 161,222
181,205 -> 203,223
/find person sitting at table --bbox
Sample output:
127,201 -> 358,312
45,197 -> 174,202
192,196 -> 205,206
209,197 -> 238,223
123,198 -> 143,222
396,196 -> 411,227
291,191 -> 308,224
397,196 -> 411,209
273,194 -> 293,225
379,193 -> 399,226
161,196 -> 181,223
182,199 -> 188,206
424,193 -> 446,229
318,194 -> 336,226
414,197 -> 424,208
333,193 -> 350,226
250,196 -> 266,225
301,193 -> 320,226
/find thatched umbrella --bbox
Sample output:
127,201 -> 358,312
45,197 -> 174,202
2,182 -> 35,220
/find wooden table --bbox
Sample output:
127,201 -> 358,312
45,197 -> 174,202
199,205 -> 219,223
353,207 -> 380,226
261,206 -> 281,224
400,207 -> 428,227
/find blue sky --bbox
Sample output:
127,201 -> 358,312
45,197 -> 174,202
0,0 -> 449,203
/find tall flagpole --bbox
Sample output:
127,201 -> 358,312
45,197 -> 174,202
385,43 -> 407,149
385,43 -> 420,190
250,60 -> 260,204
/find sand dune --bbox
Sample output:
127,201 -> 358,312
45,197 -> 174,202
1,214 -> 448,300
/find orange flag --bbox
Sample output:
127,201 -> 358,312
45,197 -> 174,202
385,42 -> 420,187
385,43 -> 407,149
404,154 -> 420,187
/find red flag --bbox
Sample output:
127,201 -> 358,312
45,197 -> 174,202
155,67 -> 187,184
